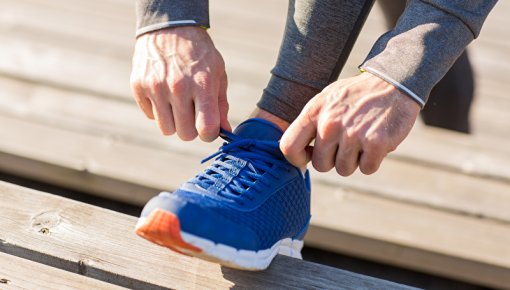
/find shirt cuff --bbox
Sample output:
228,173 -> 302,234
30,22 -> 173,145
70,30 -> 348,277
135,0 -> 210,37
359,0 -> 486,106
360,66 -> 426,108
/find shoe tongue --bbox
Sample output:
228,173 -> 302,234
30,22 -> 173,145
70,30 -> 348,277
233,118 -> 283,141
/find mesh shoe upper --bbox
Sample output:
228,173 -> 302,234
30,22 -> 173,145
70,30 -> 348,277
140,118 -> 311,251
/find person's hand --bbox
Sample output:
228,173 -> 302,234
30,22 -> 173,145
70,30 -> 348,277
280,72 -> 420,176
130,26 -> 231,141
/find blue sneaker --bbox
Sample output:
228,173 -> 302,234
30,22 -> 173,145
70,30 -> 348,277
135,118 -> 311,270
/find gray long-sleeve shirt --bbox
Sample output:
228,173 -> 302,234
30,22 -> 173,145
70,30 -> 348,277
134,0 -> 497,107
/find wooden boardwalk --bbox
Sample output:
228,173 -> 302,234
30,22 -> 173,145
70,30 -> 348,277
0,0 -> 509,288
0,181 -> 415,289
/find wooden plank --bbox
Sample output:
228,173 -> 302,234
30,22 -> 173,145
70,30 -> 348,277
0,115 -> 510,288
0,0 -> 280,120
316,162 -> 510,224
1,77 -> 510,224
397,124 -> 510,182
0,252 -> 127,290
0,0 -> 509,287
1,0 -> 509,137
0,115 -> 201,204
309,183 -> 510,289
0,181 -> 414,290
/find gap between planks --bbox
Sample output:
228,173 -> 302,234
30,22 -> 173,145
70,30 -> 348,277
0,181 -> 415,290
0,115 -> 510,288
0,252 -> 127,290
0,0 -> 509,137
1,75 -> 510,224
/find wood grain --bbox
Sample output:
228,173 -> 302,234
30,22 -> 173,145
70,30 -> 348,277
309,183 -> 510,289
0,0 -> 509,288
1,77 -> 510,224
0,115 -> 509,287
0,252 -> 127,290
0,0 -> 508,136
0,181 -> 413,290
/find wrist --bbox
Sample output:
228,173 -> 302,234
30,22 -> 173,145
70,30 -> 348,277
362,67 -> 425,109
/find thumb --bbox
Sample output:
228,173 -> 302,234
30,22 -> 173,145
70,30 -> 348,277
280,105 -> 317,167
219,73 -> 231,132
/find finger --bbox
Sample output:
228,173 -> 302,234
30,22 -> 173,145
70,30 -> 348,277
136,96 -> 155,120
304,145 -> 314,165
131,84 -> 155,120
335,138 -> 362,176
148,80 -> 176,135
195,90 -> 220,142
358,143 -> 387,175
218,73 -> 231,132
171,95 -> 198,141
280,105 -> 318,168
311,138 -> 337,172
151,102 -> 176,136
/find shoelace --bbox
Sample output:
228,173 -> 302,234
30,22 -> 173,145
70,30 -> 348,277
192,129 -> 288,204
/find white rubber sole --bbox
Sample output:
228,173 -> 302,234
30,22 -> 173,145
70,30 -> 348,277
136,217 -> 304,271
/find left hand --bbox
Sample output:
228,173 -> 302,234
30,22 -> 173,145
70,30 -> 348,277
280,72 -> 421,176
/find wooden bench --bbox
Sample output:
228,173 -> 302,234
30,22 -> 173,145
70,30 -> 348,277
0,181 -> 415,289
0,0 -> 509,288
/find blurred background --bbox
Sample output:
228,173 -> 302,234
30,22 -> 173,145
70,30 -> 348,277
0,1 -> 509,289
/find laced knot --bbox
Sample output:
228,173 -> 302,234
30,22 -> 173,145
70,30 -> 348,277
192,129 -> 287,204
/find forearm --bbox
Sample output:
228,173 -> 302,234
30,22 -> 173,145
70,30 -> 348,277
360,0 -> 497,107
258,0 -> 375,123
135,0 -> 210,37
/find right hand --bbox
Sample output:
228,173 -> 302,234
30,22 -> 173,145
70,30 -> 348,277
130,26 -> 231,141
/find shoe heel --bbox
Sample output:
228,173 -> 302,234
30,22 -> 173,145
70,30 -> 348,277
278,238 -> 304,259
135,209 -> 202,254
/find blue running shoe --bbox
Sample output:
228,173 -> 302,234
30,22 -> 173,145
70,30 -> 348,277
135,118 -> 311,270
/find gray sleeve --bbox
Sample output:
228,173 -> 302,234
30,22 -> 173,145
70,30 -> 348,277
360,0 -> 497,107
135,0 -> 209,37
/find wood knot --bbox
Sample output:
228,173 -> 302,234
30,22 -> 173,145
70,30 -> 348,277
31,210 -> 61,235
0,278 -> 10,284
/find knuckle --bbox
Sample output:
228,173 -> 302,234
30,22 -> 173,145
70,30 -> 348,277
366,141 -> 385,153
334,160 -> 354,177
168,77 -> 186,93
134,79 -> 167,100
319,119 -> 342,136
193,72 -> 213,90
312,159 -> 332,173
160,127 -> 176,136
130,79 -> 144,94
335,166 -> 350,177
312,160 -> 333,173
197,94 -> 215,106
303,99 -> 320,116
360,161 -> 378,175
178,130 -> 198,141
197,123 -> 219,139
363,134 -> 388,152
280,140 -> 296,156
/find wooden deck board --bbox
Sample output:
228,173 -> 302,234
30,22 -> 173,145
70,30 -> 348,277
0,181 -> 414,290
309,183 -> 510,289
1,0 -> 509,137
1,114 -> 510,288
0,0 -> 510,288
1,74 -> 510,224
0,252 -> 127,290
